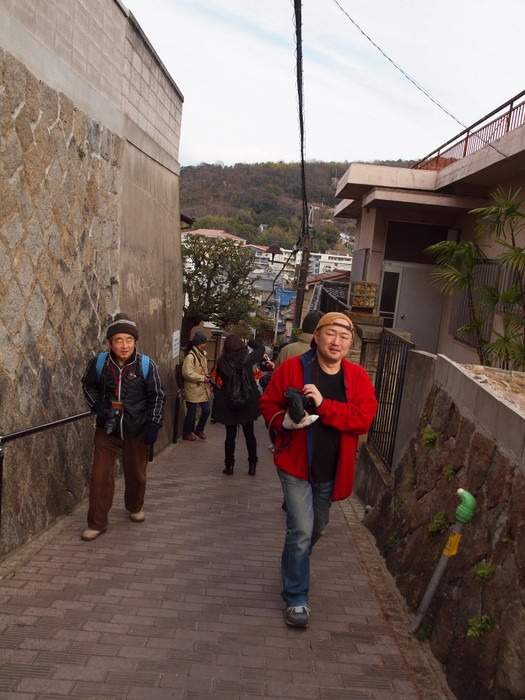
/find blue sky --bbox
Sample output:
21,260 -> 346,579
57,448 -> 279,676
124,0 -> 525,167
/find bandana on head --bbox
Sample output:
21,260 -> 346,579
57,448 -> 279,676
314,312 -> 354,333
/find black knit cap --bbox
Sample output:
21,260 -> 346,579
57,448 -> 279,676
302,310 -> 323,334
106,315 -> 139,341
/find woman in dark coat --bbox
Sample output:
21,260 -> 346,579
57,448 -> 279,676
212,335 -> 266,476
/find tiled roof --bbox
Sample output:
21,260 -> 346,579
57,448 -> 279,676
306,270 -> 350,286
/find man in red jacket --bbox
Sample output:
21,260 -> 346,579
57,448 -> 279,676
260,312 -> 378,628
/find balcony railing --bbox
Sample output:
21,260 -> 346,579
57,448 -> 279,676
413,89 -> 525,171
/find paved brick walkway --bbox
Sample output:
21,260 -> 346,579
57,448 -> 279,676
0,418 -> 454,699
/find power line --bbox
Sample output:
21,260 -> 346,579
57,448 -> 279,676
331,0 -> 525,171
331,0 -> 465,130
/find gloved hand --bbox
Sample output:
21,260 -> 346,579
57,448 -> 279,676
94,401 -> 107,427
142,423 -> 160,445
282,411 -> 319,430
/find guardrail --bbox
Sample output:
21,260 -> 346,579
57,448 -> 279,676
0,391 -> 182,529
413,89 -> 525,171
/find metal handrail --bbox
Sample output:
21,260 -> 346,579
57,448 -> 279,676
0,390 -> 182,530
0,411 -> 92,446
413,88 -> 525,171
0,410 -> 92,531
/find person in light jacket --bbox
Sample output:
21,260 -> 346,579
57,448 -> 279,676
273,310 -> 323,369
182,331 -> 212,441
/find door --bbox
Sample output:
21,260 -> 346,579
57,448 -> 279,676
379,262 -> 443,353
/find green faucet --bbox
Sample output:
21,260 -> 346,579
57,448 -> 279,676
456,488 -> 477,524
411,488 -> 478,633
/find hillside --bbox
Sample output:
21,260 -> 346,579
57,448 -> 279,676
180,160 -> 414,253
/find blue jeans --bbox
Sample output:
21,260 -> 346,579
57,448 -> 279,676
183,401 -> 210,436
277,469 -> 333,607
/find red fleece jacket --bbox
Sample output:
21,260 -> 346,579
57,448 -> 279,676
259,352 -> 378,501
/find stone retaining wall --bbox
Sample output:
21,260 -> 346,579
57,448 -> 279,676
0,49 -> 124,554
364,354 -> 525,700
0,0 -> 184,556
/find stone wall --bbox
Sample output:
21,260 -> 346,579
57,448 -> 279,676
363,355 -> 525,700
0,49 -> 124,554
0,0 -> 184,556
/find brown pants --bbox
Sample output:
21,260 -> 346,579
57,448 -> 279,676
87,427 -> 149,530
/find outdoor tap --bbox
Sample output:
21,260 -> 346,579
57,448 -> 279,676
456,488 -> 477,524
410,488 -> 478,633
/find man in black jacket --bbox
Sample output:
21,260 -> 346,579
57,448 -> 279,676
81,314 -> 165,541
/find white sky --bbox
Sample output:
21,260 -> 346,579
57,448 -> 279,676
123,0 -> 525,167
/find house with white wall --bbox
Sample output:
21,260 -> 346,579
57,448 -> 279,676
334,90 -> 525,360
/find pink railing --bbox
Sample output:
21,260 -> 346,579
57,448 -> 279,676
413,90 -> 525,171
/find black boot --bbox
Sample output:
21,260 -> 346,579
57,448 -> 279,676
222,462 -> 234,476
248,459 -> 257,476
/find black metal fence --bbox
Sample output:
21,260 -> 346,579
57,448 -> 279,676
368,329 -> 414,470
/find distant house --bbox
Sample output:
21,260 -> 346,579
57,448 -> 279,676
334,90 -> 525,360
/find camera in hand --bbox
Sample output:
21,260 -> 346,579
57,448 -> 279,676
104,401 -> 123,435
284,387 -> 316,424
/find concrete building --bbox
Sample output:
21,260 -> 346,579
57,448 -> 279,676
335,90 -> 525,359
0,0 -> 184,554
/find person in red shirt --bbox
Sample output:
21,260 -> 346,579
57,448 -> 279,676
260,312 -> 377,628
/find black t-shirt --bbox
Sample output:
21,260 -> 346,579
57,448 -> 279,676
310,366 -> 346,483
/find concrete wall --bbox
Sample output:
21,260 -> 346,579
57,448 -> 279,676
361,354 -> 525,700
0,0 -> 184,555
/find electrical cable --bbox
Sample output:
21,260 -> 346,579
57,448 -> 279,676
292,0 -> 314,328
331,0 -> 525,172
262,0 -> 309,311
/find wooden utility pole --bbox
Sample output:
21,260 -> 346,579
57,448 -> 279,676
292,205 -> 315,328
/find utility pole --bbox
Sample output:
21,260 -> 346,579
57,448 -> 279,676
292,205 -> 315,328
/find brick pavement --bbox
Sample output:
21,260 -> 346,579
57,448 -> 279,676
0,418 -> 454,699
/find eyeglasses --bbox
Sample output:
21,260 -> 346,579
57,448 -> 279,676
111,337 -> 135,346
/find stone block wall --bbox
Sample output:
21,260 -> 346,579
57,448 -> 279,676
0,49 -> 124,554
0,0 -> 184,556
364,355 -> 525,700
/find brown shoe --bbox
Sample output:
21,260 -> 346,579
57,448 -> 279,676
195,431 -> 207,440
81,528 -> 106,541
130,510 -> 145,523
183,433 -> 197,441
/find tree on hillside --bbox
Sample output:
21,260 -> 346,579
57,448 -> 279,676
181,235 -> 257,344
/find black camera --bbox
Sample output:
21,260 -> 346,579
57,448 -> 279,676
104,401 -> 123,435
284,387 -> 316,424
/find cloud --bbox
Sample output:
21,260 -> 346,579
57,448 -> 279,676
125,0 -> 525,165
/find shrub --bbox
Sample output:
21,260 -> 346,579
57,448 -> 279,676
428,512 -> 449,535
467,615 -> 495,637
422,426 -> 440,446
473,561 -> 496,583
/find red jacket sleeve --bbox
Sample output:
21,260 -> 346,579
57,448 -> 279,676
259,354 -> 378,501
316,363 -> 378,435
